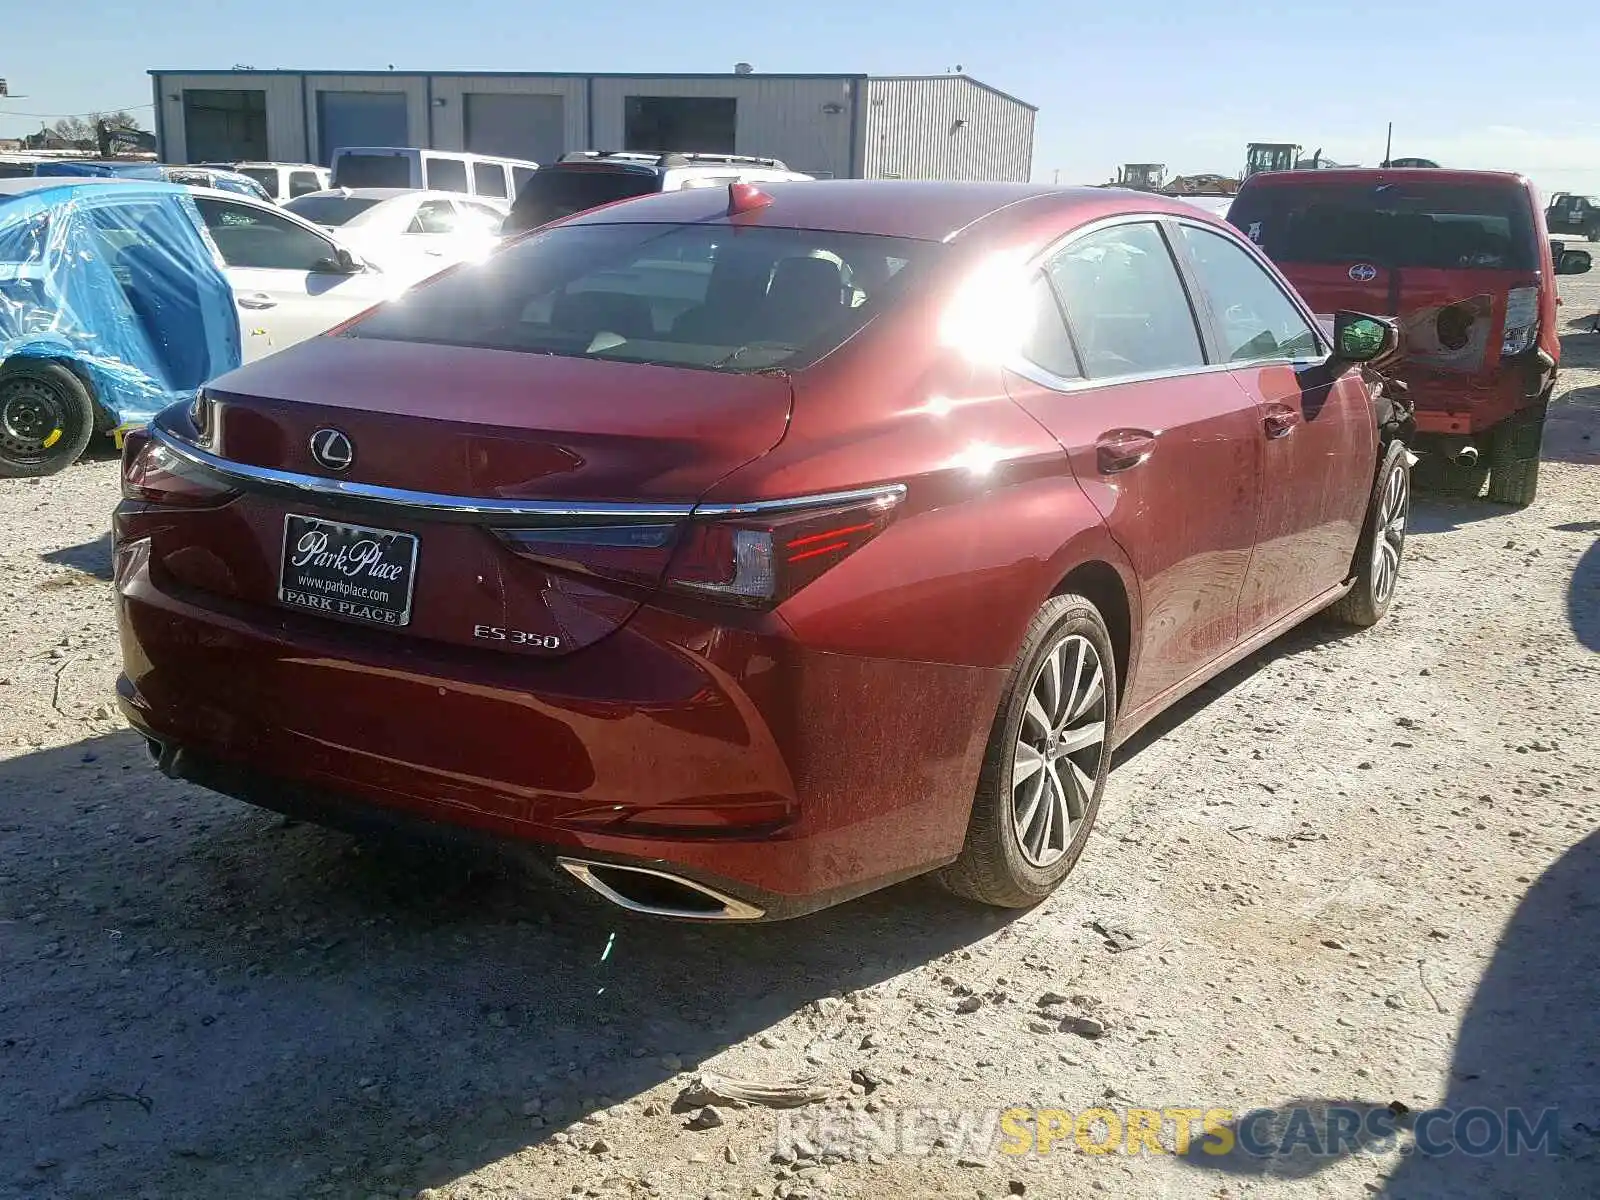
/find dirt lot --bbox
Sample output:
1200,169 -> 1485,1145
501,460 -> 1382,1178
2,280 -> 1598,1200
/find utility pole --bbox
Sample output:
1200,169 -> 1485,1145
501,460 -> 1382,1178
1052,168 -> 1060,186
1383,122 -> 1393,168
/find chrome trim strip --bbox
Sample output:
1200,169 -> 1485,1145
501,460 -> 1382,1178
558,858 -> 766,921
152,423 -> 697,521
695,483 -> 907,517
151,422 -> 908,524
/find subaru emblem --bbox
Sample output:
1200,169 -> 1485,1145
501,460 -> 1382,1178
1348,263 -> 1378,283
309,428 -> 354,472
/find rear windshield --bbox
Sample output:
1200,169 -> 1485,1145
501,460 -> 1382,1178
1229,181 -> 1537,271
333,153 -> 410,190
348,221 -> 929,372
235,167 -> 279,190
284,194 -> 384,226
504,167 -> 662,234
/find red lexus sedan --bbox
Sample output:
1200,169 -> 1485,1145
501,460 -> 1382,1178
114,181 -> 1409,920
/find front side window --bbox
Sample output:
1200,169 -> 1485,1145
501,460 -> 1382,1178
424,156 -> 469,193
288,170 -> 322,198
348,222 -> 930,373
195,198 -> 337,271
1176,224 -> 1321,363
1046,222 -> 1205,379
472,162 -> 507,198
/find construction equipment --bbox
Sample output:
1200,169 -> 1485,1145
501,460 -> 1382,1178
1108,163 -> 1167,191
1244,143 -> 1301,178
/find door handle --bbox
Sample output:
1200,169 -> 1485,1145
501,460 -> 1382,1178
1096,429 -> 1158,474
1262,405 -> 1300,439
237,294 -> 277,310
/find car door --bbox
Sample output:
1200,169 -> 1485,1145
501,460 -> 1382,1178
1003,219 -> 1264,710
1171,220 -> 1376,632
194,196 -> 392,362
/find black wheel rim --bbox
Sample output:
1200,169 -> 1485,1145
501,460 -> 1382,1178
0,377 -> 72,464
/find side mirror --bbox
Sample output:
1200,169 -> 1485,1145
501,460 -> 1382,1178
1557,248 -> 1592,276
312,247 -> 359,275
1332,310 -> 1398,364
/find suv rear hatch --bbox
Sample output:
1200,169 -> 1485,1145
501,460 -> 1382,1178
1229,177 -> 1543,379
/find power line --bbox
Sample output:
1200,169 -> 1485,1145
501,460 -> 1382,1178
0,102 -> 155,119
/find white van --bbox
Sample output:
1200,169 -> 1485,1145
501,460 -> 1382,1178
202,162 -> 331,203
329,148 -> 538,203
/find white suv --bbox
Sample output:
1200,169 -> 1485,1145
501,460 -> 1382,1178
502,151 -> 813,234
201,162 -> 330,203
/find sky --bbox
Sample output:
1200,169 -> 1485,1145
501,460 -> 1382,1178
5,0 -> 1600,196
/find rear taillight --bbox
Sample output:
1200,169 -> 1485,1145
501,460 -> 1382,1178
1502,286 -> 1539,356
121,429 -> 240,507
665,493 -> 903,606
493,489 -> 904,608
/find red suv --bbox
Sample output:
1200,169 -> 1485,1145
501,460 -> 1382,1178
1229,168 -> 1591,504
116,182 -> 1407,920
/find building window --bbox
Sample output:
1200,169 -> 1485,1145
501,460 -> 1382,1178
624,96 -> 737,155
183,90 -> 267,163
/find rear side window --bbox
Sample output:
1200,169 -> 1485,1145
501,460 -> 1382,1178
236,167 -> 279,191
1175,224 -> 1321,363
424,156 -> 469,193
1019,273 -> 1081,379
472,162 -> 507,198
333,153 -> 411,189
348,221 -> 932,373
288,170 -> 323,198
504,168 -> 662,234
1229,181 -> 1537,271
1047,222 -> 1205,379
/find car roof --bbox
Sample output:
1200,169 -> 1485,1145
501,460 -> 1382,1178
292,188 -> 498,203
1241,167 -> 1531,190
557,179 -> 1215,242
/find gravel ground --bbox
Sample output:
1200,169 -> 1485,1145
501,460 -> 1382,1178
2,276 -> 1598,1200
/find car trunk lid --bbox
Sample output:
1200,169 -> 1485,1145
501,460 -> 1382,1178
161,335 -> 793,656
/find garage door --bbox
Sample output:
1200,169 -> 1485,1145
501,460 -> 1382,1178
464,93 -> 564,164
317,91 -> 410,165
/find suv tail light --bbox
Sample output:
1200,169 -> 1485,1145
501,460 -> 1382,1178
121,428 -> 240,507
494,488 -> 905,608
1502,286 -> 1539,356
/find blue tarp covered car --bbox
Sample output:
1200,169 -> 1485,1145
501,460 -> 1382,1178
0,178 -> 240,476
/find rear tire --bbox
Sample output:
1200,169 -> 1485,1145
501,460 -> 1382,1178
0,362 -> 95,478
1328,440 -> 1410,628
1484,399 -> 1547,507
936,594 -> 1116,909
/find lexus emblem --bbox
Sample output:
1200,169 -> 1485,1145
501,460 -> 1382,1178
309,428 -> 354,472
1348,263 -> 1378,282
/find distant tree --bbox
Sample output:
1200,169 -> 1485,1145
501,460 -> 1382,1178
98,110 -> 145,132
45,116 -> 97,148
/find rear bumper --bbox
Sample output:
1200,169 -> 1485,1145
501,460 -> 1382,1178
115,538 -> 1003,918
1406,350 -> 1554,437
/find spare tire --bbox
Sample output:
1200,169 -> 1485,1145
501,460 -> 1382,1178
0,361 -> 96,478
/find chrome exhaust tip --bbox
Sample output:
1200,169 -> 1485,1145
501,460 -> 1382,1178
557,857 -> 765,921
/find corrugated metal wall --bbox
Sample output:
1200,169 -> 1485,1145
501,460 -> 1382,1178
151,72 -> 1034,180
863,77 -> 1034,182
588,77 -> 856,178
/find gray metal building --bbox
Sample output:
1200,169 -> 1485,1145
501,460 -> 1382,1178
147,69 -> 1036,181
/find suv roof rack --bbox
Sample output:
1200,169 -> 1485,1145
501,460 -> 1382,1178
554,150 -> 791,171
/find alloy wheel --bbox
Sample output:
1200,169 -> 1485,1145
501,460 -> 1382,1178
1011,633 -> 1109,868
1372,459 -> 1409,605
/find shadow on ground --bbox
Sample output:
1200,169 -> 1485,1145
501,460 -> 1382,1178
1172,833 -> 1600,1196
40,531 -> 113,581
0,731 -> 1008,1199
